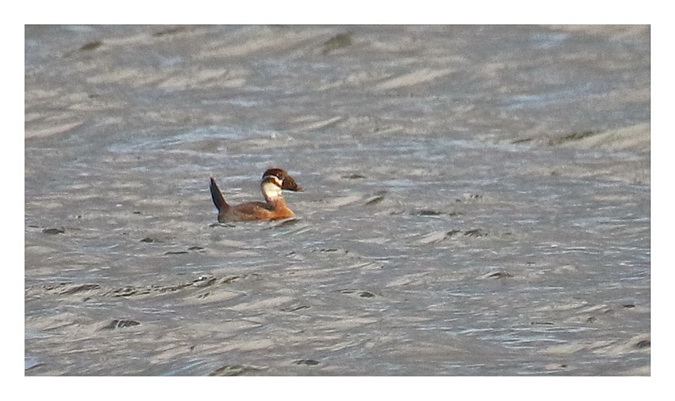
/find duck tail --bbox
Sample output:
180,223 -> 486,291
209,177 -> 229,214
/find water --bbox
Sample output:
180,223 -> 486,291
25,25 -> 649,375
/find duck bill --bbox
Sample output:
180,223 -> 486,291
281,175 -> 304,192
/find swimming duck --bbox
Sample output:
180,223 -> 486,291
209,168 -> 303,222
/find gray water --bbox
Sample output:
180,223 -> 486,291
25,25 -> 650,375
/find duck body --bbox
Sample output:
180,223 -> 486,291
210,168 -> 303,222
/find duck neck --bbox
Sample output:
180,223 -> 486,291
261,181 -> 284,205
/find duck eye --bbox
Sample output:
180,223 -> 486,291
266,175 -> 283,186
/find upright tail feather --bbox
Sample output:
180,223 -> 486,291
209,177 -> 228,213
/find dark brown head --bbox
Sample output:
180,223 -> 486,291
262,168 -> 304,192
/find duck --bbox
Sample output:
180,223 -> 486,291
209,168 -> 303,222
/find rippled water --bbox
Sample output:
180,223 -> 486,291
25,25 -> 649,375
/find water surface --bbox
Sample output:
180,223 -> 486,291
25,25 -> 650,375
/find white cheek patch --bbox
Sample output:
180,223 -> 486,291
262,181 -> 283,198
